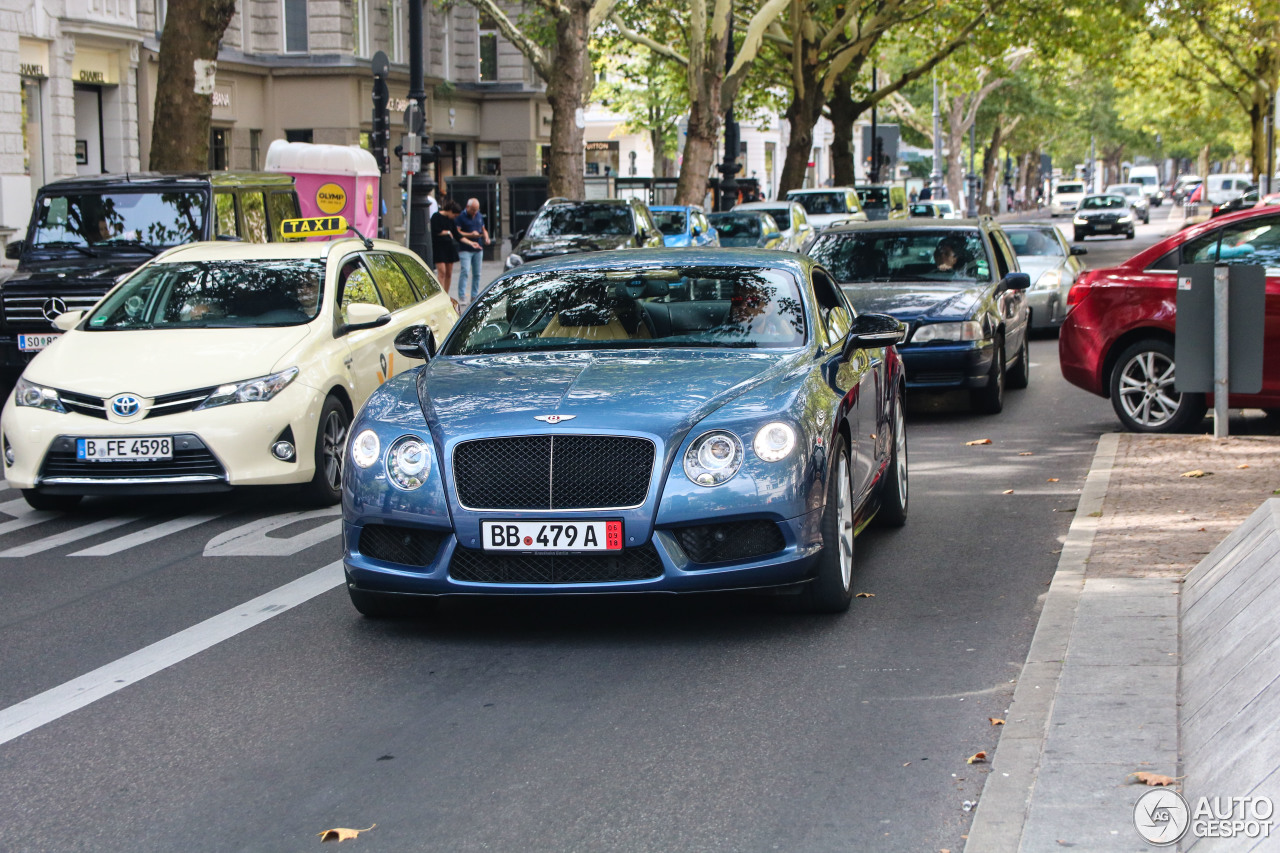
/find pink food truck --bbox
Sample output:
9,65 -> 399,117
264,140 -> 380,239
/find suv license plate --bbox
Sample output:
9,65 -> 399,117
482,520 -> 623,552
76,437 -> 173,462
18,333 -> 60,353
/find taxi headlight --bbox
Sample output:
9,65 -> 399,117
684,430 -> 743,487
911,320 -> 984,343
351,430 -> 380,469
753,422 -> 796,462
1033,269 -> 1061,291
196,367 -> 299,410
505,253 -> 523,269
387,435 -> 430,490
14,377 -> 66,413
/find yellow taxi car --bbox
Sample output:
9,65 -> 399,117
1,219 -> 457,510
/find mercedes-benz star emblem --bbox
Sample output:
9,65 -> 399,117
41,297 -> 68,322
534,414 -> 576,424
110,394 -> 141,418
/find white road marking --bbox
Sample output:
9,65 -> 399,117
0,516 -> 142,558
203,507 -> 341,557
0,560 -> 344,747
0,498 -> 60,537
70,512 -> 226,557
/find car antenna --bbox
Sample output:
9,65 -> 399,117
346,223 -> 374,250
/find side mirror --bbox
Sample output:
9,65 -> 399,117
843,312 -> 906,357
5,240 -> 24,260
52,310 -> 85,331
1000,272 -> 1031,291
394,324 -> 437,361
513,228 -> 525,243
691,225 -> 702,236
1070,246 -> 1087,256
340,302 -> 392,334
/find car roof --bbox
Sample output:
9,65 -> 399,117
37,172 -> 294,191
151,238 -> 406,264
735,200 -> 799,210
821,218 -> 988,235
787,187 -> 856,194
499,246 -> 813,276
650,205 -> 703,212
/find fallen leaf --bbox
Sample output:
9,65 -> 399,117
903,761 -> 911,766
318,825 -> 376,843
1046,478 -> 1059,482
1129,772 -> 1177,786
966,438 -> 993,446
967,751 -> 987,764
989,717 -> 1005,725
1088,511 -> 1102,517
1198,527 -> 1206,532
1002,489 -> 1014,495
941,849 -> 951,853
1181,469 -> 1211,478
1018,451 -> 1034,456
855,592 -> 875,598
1238,464 -> 1250,469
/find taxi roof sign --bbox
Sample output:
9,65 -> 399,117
280,215 -> 349,238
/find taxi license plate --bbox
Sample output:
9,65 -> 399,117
18,333 -> 60,353
482,520 -> 623,552
76,437 -> 173,462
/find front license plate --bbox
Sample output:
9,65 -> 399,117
1095,223 -> 1111,231
482,520 -> 623,552
76,436 -> 173,462
18,333 -> 60,353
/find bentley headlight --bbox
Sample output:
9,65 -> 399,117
386,435 -> 431,490
684,430 -> 743,487
505,253 -> 524,269
14,377 -> 66,413
196,367 -> 299,410
911,320 -> 984,343
754,422 -> 796,462
351,429 -> 381,469
1033,269 -> 1061,291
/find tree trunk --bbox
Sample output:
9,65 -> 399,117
149,0 -> 235,171
544,7 -> 591,199
677,79 -> 721,204
778,81 -> 823,195
979,122 -> 1004,216
829,70 -> 858,186
1249,87 -> 1267,184
945,97 -> 966,207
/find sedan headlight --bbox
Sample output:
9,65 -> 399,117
910,320 -> 984,343
13,377 -> 66,413
754,422 -> 796,462
196,367 -> 299,410
1118,214 -> 1134,224
386,435 -> 431,490
684,430 -> 744,487
505,253 -> 523,269
351,429 -> 380,469
1072,216 -> 1087,225
1033,269 -> 1061,291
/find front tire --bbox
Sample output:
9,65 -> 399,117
302,395 -> 349,505
1073,230 -> 1084,242
21,490 -> 81,512
1108,339 -> 1207,433
795,435 -> 855,613
1007,331 -> 1031,390
970,339 -> 1006,414
874,390 -> 908,528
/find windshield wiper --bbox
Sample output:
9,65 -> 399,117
96,239 -> 161,256
33,241 -> 98,258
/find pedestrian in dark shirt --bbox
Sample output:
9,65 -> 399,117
431,199 -> 479,307
455,198 -> 490,308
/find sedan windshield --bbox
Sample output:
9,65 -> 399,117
1056,183 -> 1085,195
527,205 -> 635,239
652,210 -> 688,236
1081,195 -> 1126,210
791,192 -> 849,215
32,191 -> 205,250
1007,228 -> 1065,257
856,187 -> 890,209
809,229 -> 991,283
86,260 -> 324,330
445,266 -> 806,354
708,213 -> 769,246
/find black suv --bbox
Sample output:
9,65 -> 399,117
505,198 -> 664,269
0,172 -> 300,382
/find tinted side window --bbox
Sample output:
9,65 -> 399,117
241,191 -> 268,243
366,253 -> 417,311
1215,215 -> 1280,271
1182,229 -> 1222,264
214,192 -> 238,238
337,256 -> 382,323
268,192 -> 298,241
397,253 -> 443,299
989,232 -> 1012,278
812,271 -> 852,348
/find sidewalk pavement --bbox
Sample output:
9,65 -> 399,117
965,432 -> 1280,852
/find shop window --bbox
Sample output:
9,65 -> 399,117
242,192 -> 268,243
209,128 -> 228,170
479,12 -> 498,82
353,0 -> 370,57
386,0 -> 404,62
285,129 -> 313,144
214,192 -> 238,238
22,77 -> 44,196
283,0 -> 308,53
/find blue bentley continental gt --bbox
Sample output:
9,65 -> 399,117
342,249 -> 908,617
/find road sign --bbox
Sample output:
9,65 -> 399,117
1175,263 -> 1265,394
400,154 -> 421,174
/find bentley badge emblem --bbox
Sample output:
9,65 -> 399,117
534,414 -> 576,424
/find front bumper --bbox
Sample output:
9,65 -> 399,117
898,340 -> 996,390
1073,221 -> 1134,238
343,509 -> 826,595
1,380 -> 326,492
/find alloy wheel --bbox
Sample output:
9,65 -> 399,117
321,410 -> 347,490
837,453 -> 853,590
1118,349 -> 1180,427
894,403 -> 908,509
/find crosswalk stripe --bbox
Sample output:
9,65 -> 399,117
69,513 -> 226,557
0,498 -> 60,537
0,560 -> 344,747
0,516 -> 142,558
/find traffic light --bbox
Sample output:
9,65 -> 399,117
371,53 -> 390,174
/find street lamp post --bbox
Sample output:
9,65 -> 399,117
930,72 -> 943,199
966,123 -> 977,217
717,14 -> 740,211
404,0 -> 436,266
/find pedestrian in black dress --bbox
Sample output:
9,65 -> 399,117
431,199 -> 478,305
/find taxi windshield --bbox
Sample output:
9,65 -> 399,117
652,210 -> 688,236
86,260 -> 324,330
445,266 -> 806,354
31,191 -> 206,250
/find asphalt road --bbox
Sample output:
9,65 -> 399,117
0,206 -> 1250,852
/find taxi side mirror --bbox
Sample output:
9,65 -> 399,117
5,240 -> 24,260
395,324 -> 437,361
52,310 -> 85,331
340,302 -> 392,334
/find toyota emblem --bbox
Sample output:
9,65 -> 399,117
41,297 -> 68,322
110,394 -> 141,418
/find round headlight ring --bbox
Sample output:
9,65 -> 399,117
387,435 -> 431,490
684,430 -> 744,487
754,422 -> 796,462
351,429 -> 381,469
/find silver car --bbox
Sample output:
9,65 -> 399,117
1105,183 -> 1150,224
1004,224 -> 1087,331
732,201 -> 816,252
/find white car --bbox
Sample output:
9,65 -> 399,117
1049,181 -> 1087,217
784,187 -> 869,229
1,232 -> 457,511
731,201 -> 816,251
932,200 -> 962,219
1105,183 -> 1150,224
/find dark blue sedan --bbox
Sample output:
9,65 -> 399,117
807,220 -> 1031,414
341,249 -> 909,617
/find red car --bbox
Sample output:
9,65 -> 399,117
1059,205 -> 1280,432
